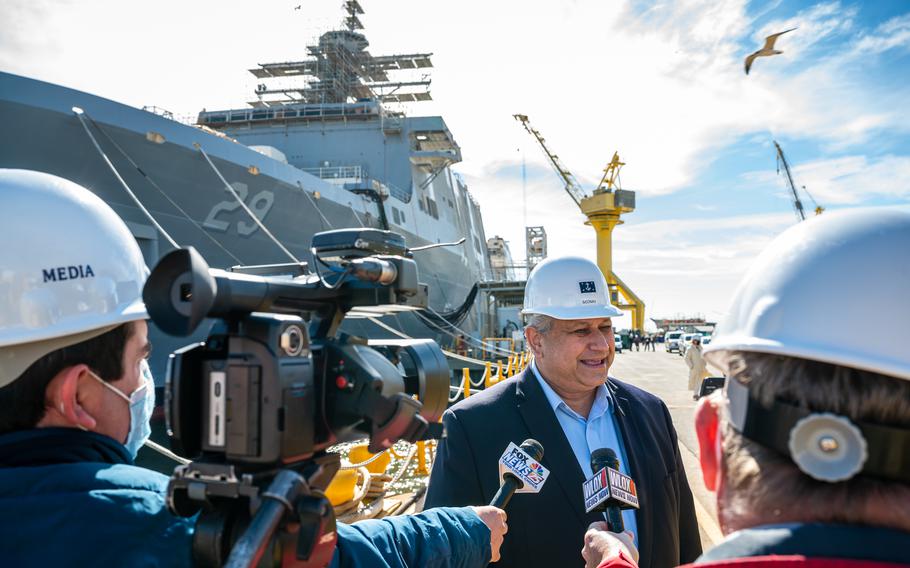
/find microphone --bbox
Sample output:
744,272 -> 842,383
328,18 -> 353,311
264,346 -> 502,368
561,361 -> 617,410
582,448 -> 640,532
591,449 -> 624,531
490,438 -> 545,509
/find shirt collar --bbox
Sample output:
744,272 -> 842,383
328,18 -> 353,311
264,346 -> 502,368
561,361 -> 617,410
529,361 -> 614,420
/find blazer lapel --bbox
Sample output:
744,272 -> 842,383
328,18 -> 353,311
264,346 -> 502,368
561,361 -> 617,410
515,370 -> 589,524
610,381 -> 655,567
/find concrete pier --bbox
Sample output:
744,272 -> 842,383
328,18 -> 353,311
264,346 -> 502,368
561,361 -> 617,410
610,347 -> 724,551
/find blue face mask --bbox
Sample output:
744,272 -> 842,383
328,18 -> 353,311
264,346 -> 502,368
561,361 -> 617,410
89,360 -> 155,459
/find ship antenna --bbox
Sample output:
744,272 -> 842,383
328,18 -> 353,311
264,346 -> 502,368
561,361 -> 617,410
344,0 -> 364,32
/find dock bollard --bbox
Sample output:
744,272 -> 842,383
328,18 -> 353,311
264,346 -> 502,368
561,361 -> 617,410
497,360 -> 504,382
483,362 -> 493,388
505,355 -> 514,377
462,367 -> 471,398
415,440 -> 429,475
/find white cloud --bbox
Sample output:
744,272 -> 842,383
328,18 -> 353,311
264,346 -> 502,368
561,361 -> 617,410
741,154 -> 910,204
2,0 -> 909,329
852,13 -> 910,55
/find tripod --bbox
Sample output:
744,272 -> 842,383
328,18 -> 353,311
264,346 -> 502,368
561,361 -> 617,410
168,453 -> 341,568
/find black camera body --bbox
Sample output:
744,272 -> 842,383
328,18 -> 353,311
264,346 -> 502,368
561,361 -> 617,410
142,229 -> 450,566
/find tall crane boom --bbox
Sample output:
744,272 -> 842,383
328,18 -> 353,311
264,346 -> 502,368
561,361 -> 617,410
774,140 -> 806,222
512,112 -> 646,332
513,114 -> 587,206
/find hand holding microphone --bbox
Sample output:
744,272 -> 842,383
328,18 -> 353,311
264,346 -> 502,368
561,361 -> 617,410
490,438 -> 546,509
582,522 -> 639,568
471,505 -> 508,563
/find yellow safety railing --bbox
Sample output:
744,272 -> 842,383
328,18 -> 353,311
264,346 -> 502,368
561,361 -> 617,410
326,350 -> 534,521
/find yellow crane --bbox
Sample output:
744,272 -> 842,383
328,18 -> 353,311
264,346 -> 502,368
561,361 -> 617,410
514,114 -> 645,331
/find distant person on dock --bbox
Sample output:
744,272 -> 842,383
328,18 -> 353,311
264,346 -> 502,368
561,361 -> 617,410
633,335 -> 641,351
582,209 -> 910,568
644,336 -> 653,351
425,256 -> 701,568
684,337 -> 708,400
0,170 -> 507,568
455,334 -> 468,356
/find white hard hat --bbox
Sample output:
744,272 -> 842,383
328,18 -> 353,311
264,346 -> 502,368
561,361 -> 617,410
704,208 -> 910,382
521,256 -> 623,320
0,169 -> 149,384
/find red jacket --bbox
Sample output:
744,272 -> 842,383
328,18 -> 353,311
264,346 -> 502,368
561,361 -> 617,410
597,524 -> 910,568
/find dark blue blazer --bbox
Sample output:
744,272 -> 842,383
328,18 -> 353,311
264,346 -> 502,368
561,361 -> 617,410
425,370 -> 702,568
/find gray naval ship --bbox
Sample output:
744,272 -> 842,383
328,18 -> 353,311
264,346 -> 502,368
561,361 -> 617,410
0,1 -> 494,379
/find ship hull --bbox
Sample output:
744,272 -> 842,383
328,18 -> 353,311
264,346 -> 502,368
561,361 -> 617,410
0,72 -> 487,378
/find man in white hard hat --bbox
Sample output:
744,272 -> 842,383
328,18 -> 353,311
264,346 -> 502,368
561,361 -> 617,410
0,169 -> 508,567
426,256 -> 702,568
582,209 -> 910,568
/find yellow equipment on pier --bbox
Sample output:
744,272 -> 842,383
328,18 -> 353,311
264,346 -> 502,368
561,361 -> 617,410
514,114 -> 646,331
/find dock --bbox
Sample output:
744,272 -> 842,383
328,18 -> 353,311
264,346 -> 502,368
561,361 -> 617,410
610,348 -> 723,551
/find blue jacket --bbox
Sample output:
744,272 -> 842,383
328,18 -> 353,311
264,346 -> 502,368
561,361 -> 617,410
334,508 -> 491,568
0,428 -> 491,568
0,428 -> 195,567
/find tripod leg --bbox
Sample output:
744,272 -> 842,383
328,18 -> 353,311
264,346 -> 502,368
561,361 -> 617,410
225,470 -> 306,568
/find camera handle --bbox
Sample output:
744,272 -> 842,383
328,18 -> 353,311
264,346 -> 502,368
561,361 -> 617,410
225,469 -> 338,568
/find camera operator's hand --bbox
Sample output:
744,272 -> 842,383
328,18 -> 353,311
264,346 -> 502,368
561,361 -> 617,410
470,505 -> 508,562
582,522 -> 639,568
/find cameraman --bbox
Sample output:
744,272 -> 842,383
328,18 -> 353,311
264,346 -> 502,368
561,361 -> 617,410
0,169 -> 506,567
581,210 -> 910,568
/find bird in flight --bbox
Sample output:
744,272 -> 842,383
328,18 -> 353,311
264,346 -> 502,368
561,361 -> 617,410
294,4 -> 301,9
744,28 -> 797,75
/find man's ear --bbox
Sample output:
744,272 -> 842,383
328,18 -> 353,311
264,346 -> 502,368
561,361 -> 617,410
525,326 -> 542,358
694,393 -> 722,492
44,365 -> 98,431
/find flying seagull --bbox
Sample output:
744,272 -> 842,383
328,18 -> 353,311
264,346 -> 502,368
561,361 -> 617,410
744,27 -> 797,75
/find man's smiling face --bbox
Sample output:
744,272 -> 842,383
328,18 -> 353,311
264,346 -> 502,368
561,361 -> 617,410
529,317 -> 615,395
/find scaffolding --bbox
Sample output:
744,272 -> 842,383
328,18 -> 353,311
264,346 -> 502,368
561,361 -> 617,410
525,226 -> 547,274
248,1 -> 433,107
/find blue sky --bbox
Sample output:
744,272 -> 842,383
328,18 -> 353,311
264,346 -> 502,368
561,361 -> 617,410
2,0 -> 909,329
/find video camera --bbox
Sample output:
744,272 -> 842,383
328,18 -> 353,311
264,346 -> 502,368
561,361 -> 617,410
142,228 -> 450,567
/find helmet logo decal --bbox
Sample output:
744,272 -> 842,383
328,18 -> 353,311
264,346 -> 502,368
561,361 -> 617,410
42,265 -> 95,283
579,281 -> 596,293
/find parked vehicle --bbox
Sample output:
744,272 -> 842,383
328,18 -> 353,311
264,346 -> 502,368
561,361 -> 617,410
665,331 -> 684,353
678,333 -> 698,356
614,334 -> 623,353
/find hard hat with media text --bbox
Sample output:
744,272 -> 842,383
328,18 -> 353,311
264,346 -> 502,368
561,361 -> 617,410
0,169 -> 149,384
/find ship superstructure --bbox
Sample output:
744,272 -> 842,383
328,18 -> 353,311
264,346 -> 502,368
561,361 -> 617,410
0,1 -> 492,377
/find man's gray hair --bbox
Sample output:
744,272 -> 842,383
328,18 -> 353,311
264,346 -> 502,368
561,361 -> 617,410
719,351 -> 910,533
524,313 -> 554,334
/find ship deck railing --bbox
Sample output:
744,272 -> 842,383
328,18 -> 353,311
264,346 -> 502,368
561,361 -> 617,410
198,100 -> 384,127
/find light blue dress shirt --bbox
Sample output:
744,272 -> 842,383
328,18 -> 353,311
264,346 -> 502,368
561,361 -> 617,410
530,362 -> 639,543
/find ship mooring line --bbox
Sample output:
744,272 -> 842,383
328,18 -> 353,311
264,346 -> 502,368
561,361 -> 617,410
296,180 -> 333,229
73,107 -> 180,249
143,439 -> 191,466
82,113 -> 244,264
366,316 -> 515,366
348,200 -> 366,228
416,308 -> 518,357
194,142 -> 301,264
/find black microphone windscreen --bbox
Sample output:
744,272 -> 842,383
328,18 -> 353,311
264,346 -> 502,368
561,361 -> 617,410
591,448 -> 619,473
519,438 -> 544,461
